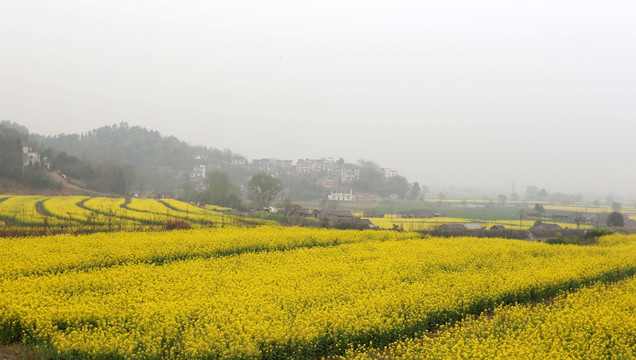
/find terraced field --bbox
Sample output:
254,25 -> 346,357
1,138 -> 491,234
0,196 -> 267,234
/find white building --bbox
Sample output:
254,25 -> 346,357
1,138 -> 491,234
340,164 -> 360,184
382,168 -> 398,178
23,146 -> 40,167
296,158 -> 336,174
328,189 -> 356,202
191,165 -> 206,179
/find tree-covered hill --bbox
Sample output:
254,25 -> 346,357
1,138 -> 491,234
27,122 -> 242,191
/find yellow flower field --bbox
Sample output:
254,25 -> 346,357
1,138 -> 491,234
345,274 -> 636,360
0,195 -> 50,226
0,227 -> 415,280
0,229 -> 634,359
0,196 -> 270,232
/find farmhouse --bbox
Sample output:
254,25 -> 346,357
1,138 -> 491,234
340,164 -> 360,184
287,207 -> 319,218
328,189 -> 356,202
334,217 -> 375,229
22,146 -> 40,167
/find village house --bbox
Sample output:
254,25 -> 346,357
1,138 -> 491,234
317,210 -> 374,229
328,189 -> 356,202
531,223 -> 562,231
295,158 -> 336,174
382,168 -> 398,178
22,146 -> 40,167
190,165 -> 206,191
287,207 -> 320,218
231,157 -> 248,166
340,164 -> 360,184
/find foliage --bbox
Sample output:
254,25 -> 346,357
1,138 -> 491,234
30,122 -> 244,191
201,170 -> 241,208
607,211 -> 625,227
584,228 -> 614,240
354,160 -> 410,199
408,182 -> 421,200
280,175 -> 327,201
88,162 -> 136,194
248,173 -> 283,209
0,124 -> 24,179
545,232 -> 596,245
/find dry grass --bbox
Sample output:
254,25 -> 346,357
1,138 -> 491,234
0,343 -> 37,360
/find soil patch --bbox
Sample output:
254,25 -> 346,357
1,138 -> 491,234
0,343 -> 37,360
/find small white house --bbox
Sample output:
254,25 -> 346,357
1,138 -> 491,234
328,189 -> 356,202
23,146 -> 40,167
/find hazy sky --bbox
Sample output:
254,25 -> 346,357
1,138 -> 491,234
2,1 -> 635,197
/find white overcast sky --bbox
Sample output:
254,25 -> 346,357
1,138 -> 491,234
1,1 -> 635,197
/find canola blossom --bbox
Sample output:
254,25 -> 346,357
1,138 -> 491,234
345,275 -> 636,360
40,196 -> 93,224
0,195 -> 50,226
0,196 -> 271,232
0,226 -> 416,280
0,231 -> 634,359
82,197 -> 166,225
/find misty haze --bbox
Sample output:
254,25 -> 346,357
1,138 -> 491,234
1,2 -> 636,360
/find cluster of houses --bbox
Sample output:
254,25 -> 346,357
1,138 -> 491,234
189,156 -> 399,191
519,208 -> 636,228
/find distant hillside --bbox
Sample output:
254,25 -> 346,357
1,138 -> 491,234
28,122 -> 242,191
2,121 -> 413,201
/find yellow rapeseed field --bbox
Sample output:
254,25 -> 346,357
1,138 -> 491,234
41,196 -> 93,225
0,195 -> 271,232
344,275 -> 636,360
0,229 -> 634,359
0,226 -> 415,280
0,195 -> 50,226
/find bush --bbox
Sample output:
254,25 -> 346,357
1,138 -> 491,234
163,219 -> 191,231
607,212 -> 624,227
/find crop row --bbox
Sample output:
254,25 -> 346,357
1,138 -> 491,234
344,274 -> 636,359
0,196 -> 264,232
0,226 -> 416,280
0,232 -> 634,359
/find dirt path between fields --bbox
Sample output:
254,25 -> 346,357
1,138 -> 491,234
46,172 -> 116,197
